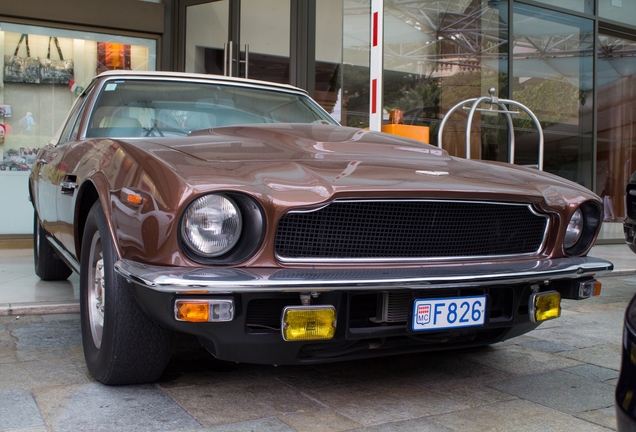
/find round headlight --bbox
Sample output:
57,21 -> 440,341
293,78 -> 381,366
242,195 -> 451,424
564,208 -> 583,249
181,194 -> 242,257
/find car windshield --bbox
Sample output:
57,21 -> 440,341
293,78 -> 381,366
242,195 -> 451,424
85,78 -> 338,138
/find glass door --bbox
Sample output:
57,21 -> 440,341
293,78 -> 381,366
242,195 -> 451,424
185,0 -> 290,84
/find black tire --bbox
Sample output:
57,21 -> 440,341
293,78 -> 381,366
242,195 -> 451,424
34,212 -> 72,281
80,201 -> 172,385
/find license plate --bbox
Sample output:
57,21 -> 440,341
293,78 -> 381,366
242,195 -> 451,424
412,295 -> 486,331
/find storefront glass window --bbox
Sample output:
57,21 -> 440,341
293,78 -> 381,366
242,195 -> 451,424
316,0 -> 344,122
382,0 -> 508,151
185,1 -> 229,74
0,22 -> 156,234
528,0 -> 593,15
596,33 -> 636,222
185,0 -> 290,83
512,4 -> 594,189
598,0 -> 636,27
341,0 -> 371,128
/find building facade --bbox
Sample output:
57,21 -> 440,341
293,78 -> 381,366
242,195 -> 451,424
1,0 -> 634,242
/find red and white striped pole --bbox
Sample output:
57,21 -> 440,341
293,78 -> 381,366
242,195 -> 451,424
369,0 -> 383,131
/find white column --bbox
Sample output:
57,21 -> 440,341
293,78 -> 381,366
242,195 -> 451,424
369,0 -> 383,131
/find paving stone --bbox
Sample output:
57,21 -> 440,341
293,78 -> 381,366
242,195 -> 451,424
516,339 -> 578,353
564,364 -> 620,382
0,315 -> 42,325
32,384 -> 86,429
163,376 -> 328,426
490,334 -> 540,347
181,417 -> 296,432
0,389 -> 44,431
0,358 -> 87,390
529,327 -> 610,349
566,301 -> 631,314
303,382 -> 468,427
301,356 -> 416,387
432,383 -> 518,408
319,351 -> 511,389
426,398 -> 609,431
36,382 -> 200,432
9,319 -> 81,349
0,327 -> 12,348
457,344 -> 583,376
487,369 -> 615,414
0,346 -> 17,364
574,406 -> 618,430
557,344 -> 622,371
280,410 -> 363,432
267,366 -> 368,393
41,313 -> 80,322
15,347 -> 74,362
2,427 -> 48,432
358,418 -> 453,431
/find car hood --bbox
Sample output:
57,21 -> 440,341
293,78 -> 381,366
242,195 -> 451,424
147,124 -> 597,205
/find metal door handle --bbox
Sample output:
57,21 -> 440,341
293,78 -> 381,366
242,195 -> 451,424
223,43 -> 228,76
243,44 -> 249,79
228,41 -> 233,77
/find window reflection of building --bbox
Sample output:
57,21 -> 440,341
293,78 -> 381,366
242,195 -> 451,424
597,34 -> 636,222
511,4 -> 594,189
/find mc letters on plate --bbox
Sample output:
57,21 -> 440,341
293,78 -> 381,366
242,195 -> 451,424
412,295 -> 486,331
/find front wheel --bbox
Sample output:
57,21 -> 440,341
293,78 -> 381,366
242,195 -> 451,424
80,201 -> 172,385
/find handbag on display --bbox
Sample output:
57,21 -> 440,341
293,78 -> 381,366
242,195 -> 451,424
3,34 -> 40,84
40,37 -> 74,85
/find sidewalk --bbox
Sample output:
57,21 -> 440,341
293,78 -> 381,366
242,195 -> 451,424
0,244 -> 633,316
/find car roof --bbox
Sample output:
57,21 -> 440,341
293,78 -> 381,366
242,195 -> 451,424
95,71 -> 308,95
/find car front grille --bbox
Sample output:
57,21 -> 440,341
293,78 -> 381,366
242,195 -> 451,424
275,200 -> 548,262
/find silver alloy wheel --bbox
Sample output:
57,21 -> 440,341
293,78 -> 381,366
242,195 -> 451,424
87,231 -> 105,349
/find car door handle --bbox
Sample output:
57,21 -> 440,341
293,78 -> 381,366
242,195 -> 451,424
60,181 -> 78,194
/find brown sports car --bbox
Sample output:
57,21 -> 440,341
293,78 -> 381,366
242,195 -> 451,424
30,71 -> 612,385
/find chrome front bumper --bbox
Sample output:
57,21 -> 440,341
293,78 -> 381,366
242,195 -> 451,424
114,256 -> 614,294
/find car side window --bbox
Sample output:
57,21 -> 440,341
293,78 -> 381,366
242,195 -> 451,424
58,96 -> 86,144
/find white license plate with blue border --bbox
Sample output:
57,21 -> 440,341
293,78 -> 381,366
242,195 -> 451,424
412,295 -> 486,331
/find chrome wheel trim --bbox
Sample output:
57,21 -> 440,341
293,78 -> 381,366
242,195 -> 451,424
35,225 -> 40,257
35,216 -> 42,259
87,231 -> 105,349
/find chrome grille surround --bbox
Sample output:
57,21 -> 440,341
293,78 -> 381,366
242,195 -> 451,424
274,199 -> 550,263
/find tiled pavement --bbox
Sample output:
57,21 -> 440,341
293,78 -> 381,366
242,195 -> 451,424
0,245 -> 634,431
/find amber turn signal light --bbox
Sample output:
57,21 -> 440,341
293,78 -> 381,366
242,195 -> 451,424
578,280 -> 601,298
175,299 -> 234,322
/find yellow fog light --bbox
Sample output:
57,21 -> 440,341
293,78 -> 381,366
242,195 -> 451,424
282,306 -> 336,341
175,299 -> 234,322
529,291 -> 561,323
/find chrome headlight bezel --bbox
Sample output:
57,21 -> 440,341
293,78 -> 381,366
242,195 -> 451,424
563,201 -> 602,256
179,192 -> 264,264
